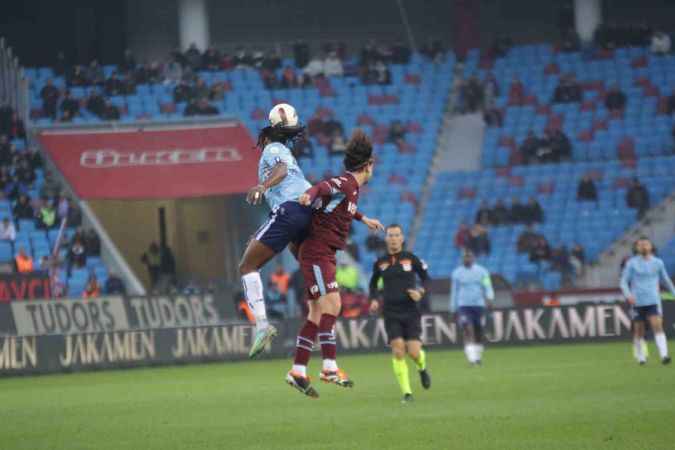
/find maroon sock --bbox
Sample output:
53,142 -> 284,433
293,320 -> 318,367
318,314 -> 337,362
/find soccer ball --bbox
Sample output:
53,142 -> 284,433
269,103 -> 299,128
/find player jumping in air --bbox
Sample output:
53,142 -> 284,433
240,103 -> 312,358
450,250 -> 494,366
620,236 -> 674,365
369,224 -> 431,404
286,130 -> 384,398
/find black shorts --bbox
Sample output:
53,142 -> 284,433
384,313 -> 421,342
630,304 -> 661,322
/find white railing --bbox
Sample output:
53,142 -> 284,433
0,37 -> 29,125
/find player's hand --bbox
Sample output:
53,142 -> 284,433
246,185 -> 265,205
298,193 -> 311,206
626,296 -> 636,305
362,216 -> 384,232
407,289 -> 423,302
369,300 -> 379,314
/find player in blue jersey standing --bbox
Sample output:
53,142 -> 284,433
240,103 -> 313,358
620,237 -> 674,365
450,250 -> 494,365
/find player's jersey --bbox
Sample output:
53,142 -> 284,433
305,172 -> 361,250
620,255 -> 675,307
258,142 -> 311,211
450,263 -> 494,312
369,251 -> 429,316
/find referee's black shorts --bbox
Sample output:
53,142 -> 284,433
384,313 -> 422,342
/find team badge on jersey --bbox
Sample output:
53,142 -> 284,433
400,259 -> 412,271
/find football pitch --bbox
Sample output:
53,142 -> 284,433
1,341 -> 673,450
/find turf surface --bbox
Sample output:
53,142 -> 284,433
1,341 -> 673,450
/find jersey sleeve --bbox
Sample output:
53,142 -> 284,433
450,271 -> 459,313
619,260 -> 634,299
369,260 -> 382,300
658,260 -> 675,296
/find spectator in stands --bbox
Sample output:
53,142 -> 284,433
40,171 -> 61,199
392,40 -> 411,64
490,35 -> 513,58
141,242 -> 161,289
577,175 -> 598,201
304,55 -> 325,79
193,78 -> 210,100
164,58 -> 183,84
5,112 -> 25,140
160,243 -> 177,288
173,79 -> 194,103
38,199 -> 58,230
202,47 -> 220,71
40,79 -> 60,119
517,224 -> 540,254
551,245 -> 574,283
626,177 -> 650,218
59,90 -> 80,118
483,73 -> 499,108
184,43 -> 203,69
324,52 -> 344,77
475,200 -> 492,225
54,51 -> 68,77
265,281 -> 286,319
388,121 -> 406,143
184,98 -> 218,116
651,31 -> 671,55
104,71 -> 124,96
463,76 -> 484,112
13,194 -> 34,220
232,47 -> 253,68
467,224 -> 491,256
373,61 -> 392,85
16,160 -> 36,187
67,237 -> 87,274
14,247 -> 33,273
83,274 -> 101,299
56,194 -> 69,222
68,65 -> 89,87
549,129 -> 572,161
26,146 -> 43,171
529,236 -> 551,264
336,262 -> 360,292
270,264 -> 290,302
520,131 -> 541,165
421,38 -> 445,62
0,217 -> 16,245
88,60 -> 105,86
483,107 -> 503,127
524,197 -> 544,225
279,67 -> 299,89
85,89 -> 105,117
67,201 -> 82,227
560,29 -> 581,52
59,111 -> 73,123
454,222 -> 470,248
85,229 -> 101,256
605,85 -> 627,112
105,272 -> 127,295
293,40 -> 310,68
553,74 -> 582,103
261,68 -> 278,90
329,131 -> 347,154
492,199 -> 510,226
100,100 -> 120,121
121,49 -> 136,73
570,243 -> 586,276
4,174 -> 28,201
508,77 -> 525,105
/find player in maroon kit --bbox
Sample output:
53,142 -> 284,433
286,130 -> 384,398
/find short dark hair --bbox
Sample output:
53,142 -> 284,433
386,223 -> 403,232
343,129 -> 373,171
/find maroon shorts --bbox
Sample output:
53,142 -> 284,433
300,239 -> 338,300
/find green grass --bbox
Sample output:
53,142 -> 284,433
1,341 -> 674,450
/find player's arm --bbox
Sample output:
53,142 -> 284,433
408,255 -> 429,302
619,261 -> 635,304
659,260 -> 675,296
247,162 -> 288,204
368,261 -> 383,313
481,268 -> 495,308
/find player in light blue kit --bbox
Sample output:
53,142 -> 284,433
240,103 -> 313,358
450,250 -> 494,365
620,237 -> 674,365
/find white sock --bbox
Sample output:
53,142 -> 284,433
476,344 -> 484,360
633,338 -> 645,362
323,359 -> 338,371
242,272 -> 268,331
292,364 -> 307,377
464,344 -> 476,363
654,333 -> 669,359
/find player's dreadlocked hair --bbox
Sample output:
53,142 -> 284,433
343,129 -> 374,171
256,125 -> 304,149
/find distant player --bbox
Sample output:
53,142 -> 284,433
368,224 -> 431,404
620,237 -> 674,365
286,130 -> 384,398
450,250 -> 494,365
240,103 -> 312,358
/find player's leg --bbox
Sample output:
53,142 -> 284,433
406,339 -> 430,390
647,311 -> 670,364
473,308 -> 486,364
632,319 -> 647,364
387,316 -> 412,401
240,238 -> 278,358
286,299 -> 320,398
317,291 -> 353,387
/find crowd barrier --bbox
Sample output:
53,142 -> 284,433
1,294 -> 672,376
